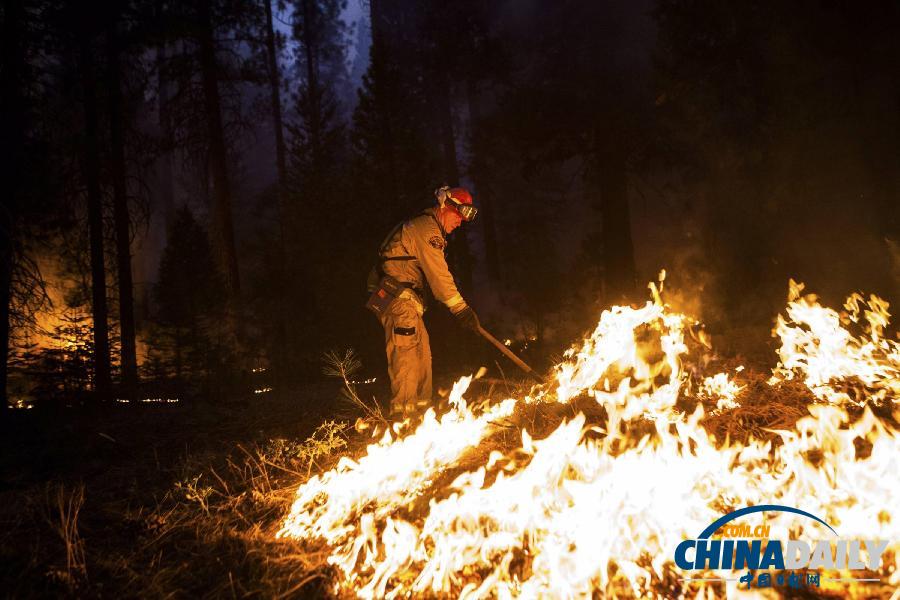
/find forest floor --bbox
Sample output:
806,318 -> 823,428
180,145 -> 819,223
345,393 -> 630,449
0,358 -> 895,599
0,380 -> 353,599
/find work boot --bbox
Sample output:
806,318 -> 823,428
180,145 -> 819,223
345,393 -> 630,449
391,402 -> 421,422
390,401 -> 406,421
416,398 -> 432,414
404,398 -> 433,420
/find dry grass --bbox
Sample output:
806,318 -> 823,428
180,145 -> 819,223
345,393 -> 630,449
0,384 -> 348,598
0,357 -> 894,597
701,376 -> 812,444
122,420 -> 352,598
323,349 -> 388,426
44,483 -> 87,593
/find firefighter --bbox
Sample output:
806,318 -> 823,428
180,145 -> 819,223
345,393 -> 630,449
367,186 -> 480,417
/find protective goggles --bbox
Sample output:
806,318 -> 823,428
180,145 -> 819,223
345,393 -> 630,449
447,197 -> 478,222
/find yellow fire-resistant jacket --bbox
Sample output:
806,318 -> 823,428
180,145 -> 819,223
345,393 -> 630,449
374,207 -> 466,313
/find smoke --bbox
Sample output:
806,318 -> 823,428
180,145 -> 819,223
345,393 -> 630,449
630,176 -> 899,360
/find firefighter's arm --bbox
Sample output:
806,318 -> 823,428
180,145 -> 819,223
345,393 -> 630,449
412,221 -> 467,313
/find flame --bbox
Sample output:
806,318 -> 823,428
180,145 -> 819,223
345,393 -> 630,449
278,280 -> 899,597
770,279 -> 900,406
277,377 -> 517,547
699,369 -> 745,411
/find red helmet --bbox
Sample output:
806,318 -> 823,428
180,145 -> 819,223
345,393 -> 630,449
439,186 -> 477,221
447,187 -> 472,205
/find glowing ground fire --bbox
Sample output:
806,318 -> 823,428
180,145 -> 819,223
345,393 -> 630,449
276,278 -> 899,598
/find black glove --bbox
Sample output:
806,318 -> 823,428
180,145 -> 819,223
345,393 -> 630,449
454,306 -> 481,332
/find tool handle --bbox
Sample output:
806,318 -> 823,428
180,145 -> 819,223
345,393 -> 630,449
477,326 -> 545,383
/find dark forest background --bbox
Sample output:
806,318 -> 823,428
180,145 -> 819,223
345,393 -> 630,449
3,0 -> 900,412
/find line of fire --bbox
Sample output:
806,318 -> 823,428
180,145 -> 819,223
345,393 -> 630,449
1,1 -> 898,598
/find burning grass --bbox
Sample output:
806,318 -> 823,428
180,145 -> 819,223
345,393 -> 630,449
260,380 -> 861,598
275,279 -> 899,599
0,379 -> 889,598
1,278 -> 898,598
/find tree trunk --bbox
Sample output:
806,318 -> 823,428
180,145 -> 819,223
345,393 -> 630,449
106,21 -> 139,395
368,0 -> 399,189
197,0 -> 241,296
432,75 -> 473,293
264,0 -> 287,192
300,0 -> 322,161
155,39 -> 175,230
264,0 -> 290,380
0,243 -> 10,413
464,77 -> 501,282
0,0 -> 26,414
77,29 -> 113,402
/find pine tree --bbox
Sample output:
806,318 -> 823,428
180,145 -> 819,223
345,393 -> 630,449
350,1 -> 440,223
152,207 -> 228,394
262,0 -> 290,384
281,0 -> 351,362
73,5 -> 113,402
196,0 -> 242,296
104,9 -> 139,396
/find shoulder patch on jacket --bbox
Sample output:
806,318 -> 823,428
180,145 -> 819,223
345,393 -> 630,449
428,235 -> 446,250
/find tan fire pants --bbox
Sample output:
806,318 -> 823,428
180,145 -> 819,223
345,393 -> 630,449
379,296 -> 432,414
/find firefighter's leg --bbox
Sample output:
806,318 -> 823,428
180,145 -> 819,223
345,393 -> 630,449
382,298 -> 423,416
417,319 -> 433,410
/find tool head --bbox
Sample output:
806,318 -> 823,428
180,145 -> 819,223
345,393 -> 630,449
476,324 -> 545,384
